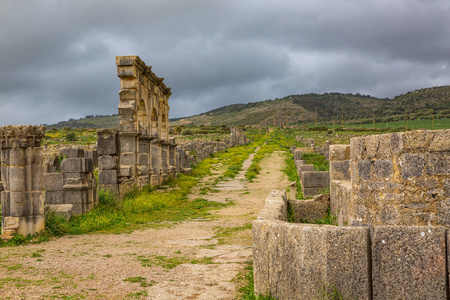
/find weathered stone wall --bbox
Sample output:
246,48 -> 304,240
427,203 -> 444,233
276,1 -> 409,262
254,189 -> 450,300
329,144 -> 352,226
44,148 -> 98,218
350,130 -> 450,226
0,125 -> 46,238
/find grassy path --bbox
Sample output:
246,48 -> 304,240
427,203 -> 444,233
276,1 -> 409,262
0,150 -> 289,300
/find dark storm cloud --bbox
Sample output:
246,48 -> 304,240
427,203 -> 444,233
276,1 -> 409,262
0,0 -> 449,125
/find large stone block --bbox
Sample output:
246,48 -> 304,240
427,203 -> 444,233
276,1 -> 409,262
330,160 -> 350,181
98,155 -> 118,170
59,148 -> 85,158
288,196 -> 329,223
372,226 -> 447,300
257,190 -> 287,221
9,148 -> 26,165
120,153 -> 136,166
301,171 -> 329,188
294,149 -> 302,161
329,144 -> 350,161
45,191 -> 64,205
400,153 -> 425,179
98,170 -> 118,186
8,166 -> 25,191
43,173 -> 64,191
97,140 -> 118,155
330,180 -> 352,226
253,222 -> 371,300
60,158 -> 93,173
429,129 -> 450,152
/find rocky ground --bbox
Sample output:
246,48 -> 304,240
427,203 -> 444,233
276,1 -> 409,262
0,150 -> 289,299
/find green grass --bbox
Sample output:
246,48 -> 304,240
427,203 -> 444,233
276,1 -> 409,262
302,152 -> 329,171
237,261 -> 276,300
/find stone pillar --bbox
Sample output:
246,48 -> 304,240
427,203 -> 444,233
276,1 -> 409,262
138,136 -> 151,187
160,142 -> 169,182
169,141 -> 177,178
0,125 -> 46,238
97,129 -> 119,193
151,140 -> 162,185
118,131 -> 140,194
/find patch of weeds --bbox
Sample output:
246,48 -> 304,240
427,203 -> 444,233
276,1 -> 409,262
138,254 -> 215,269
214,223 -> 252,245
315,280 -> 348,300
314,208 -> 337,226
123,276 -> 157,287
45,210 -> 69,236
31,249 -> 45,258
127,290 -> 149,299
7,264 -> 22,271
103,254 -> 112,258
237,261 -> 276,300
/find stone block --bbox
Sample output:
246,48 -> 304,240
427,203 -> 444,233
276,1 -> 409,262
330,160 -> 350,181
139,153 -> 149,165
330,180 -> 352,226
97,129 -> 118,141
1,191 -> 10,216
429,129 -> 450,152
59,148 -> 85,158
373,159 -> 393,179
425,152 -> 450,175
99,155 -> 118,170
97,140 -> 117,155
61,158 -> 93,173
8,166 -> 25,191
372,226 -> 447,300
44,173 -> 64,191
85,150 -> 98,167
45,204 -> 73,220
63,172 -> 90,187
98,170 -> 118,186
294,149 -> 302,161
64,190 -> 88,205
119,137 -> 138,153
301,171 -> 329,188
3,216 -> 20,229
45,191 -> 64,205
31,191 -> 44,216
390,132 -> 404,153
119,89 -> 137,100
357,159 -> 372,181
297,164 -> 314,179
257,190 -> 287,221
329,144 -> 350,161
400,153 -> 425,179
288,197 -> 329,223
9,192 -> 26,217
120,167 -> 132,177
9,148 -> 26,165
120,153 -> 136,166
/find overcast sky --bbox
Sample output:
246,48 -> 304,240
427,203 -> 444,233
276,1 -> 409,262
0,0 -> 449,126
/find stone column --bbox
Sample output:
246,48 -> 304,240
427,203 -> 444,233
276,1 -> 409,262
160,142 -> 169,182
98,129 -> 119,193
0,125 -> 46,238
151,140 -> 162,185
138,136 -> 151,187
118,132 -> 141,194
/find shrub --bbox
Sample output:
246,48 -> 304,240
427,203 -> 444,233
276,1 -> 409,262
181,128 -> 193,135
65,131 -> 77,141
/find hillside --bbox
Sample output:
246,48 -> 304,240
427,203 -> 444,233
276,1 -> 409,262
49,85 -> 450,129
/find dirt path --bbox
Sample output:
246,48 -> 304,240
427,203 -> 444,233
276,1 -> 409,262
0,151 -> 289,300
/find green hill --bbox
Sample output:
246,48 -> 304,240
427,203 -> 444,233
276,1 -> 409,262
49,85 -> 450,129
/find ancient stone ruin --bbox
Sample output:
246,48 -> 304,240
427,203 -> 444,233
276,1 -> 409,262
98,56 -> 245,195
1,55 -> 247,238
254,129 -> 450,300
0,126 -> 46,237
